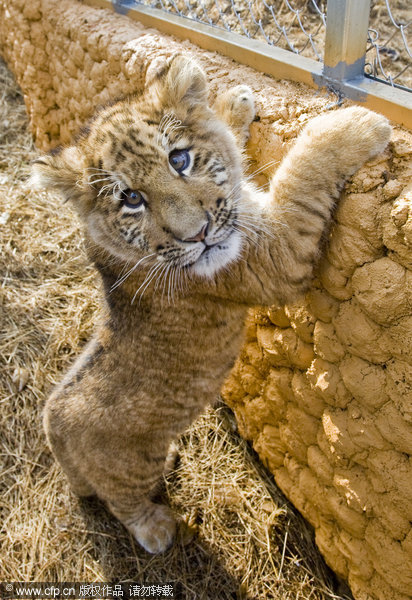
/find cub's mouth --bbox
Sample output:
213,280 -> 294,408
187,229 -> 243,278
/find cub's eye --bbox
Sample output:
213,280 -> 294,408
169,149 -> 191,174
121,189 -> 146,209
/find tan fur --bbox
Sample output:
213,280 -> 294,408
33,55 -> 391,554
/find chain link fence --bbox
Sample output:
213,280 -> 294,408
366,0 -> 411,89
132,0 -> 411,90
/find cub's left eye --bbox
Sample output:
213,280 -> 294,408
169,149 -> 191,174
121,189 -> 147,209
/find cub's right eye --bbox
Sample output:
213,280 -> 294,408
120,189 -> 147,210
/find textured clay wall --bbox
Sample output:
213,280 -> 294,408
223,158 -> 412,599
1,2 -> 411,599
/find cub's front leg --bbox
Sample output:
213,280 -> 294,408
228,106 -> 391,306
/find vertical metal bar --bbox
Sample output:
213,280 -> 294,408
323,0 -> 371,81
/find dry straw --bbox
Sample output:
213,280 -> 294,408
0,59 -> 351,599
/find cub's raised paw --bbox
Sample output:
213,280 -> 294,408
339,106 -> 391,159
225,85 -> 255,127
301,106 -> 391,174
127,503 -> 176,554
214,85 -> 255,145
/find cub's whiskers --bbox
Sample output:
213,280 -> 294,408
132,260 -> 165,305
110,253 -> 156,292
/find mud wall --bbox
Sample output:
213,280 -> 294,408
223,155 -> 412,599
1,2 -> 411,599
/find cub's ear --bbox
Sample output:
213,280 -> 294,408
30,146 -> 84,202
147,54 -> 208,110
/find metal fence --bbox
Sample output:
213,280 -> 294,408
366,1 -> 411,89
87,0 -> 412,126
130,0 -> 411,91
145,0 -> 328,62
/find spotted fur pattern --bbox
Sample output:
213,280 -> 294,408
33,55 -> 391,554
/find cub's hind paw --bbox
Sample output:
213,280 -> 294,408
127,503 -> 176,554
164,440 -> 179,476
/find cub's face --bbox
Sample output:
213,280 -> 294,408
33,56 -> 244,279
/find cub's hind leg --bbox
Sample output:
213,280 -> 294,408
109,496 -> 176,555
44,404 -> 94,497
96,446 -> 177,554
214,85 -> 255,147
46,402 -> 176,553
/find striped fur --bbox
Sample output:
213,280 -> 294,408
34,55 -> 391,553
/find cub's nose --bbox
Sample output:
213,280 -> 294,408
183,222 -> 209,243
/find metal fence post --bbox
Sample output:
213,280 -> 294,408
323,0 -> 371,82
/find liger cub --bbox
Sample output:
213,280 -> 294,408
33,55 -> 391,554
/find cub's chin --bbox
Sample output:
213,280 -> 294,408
191,230 -> 243,279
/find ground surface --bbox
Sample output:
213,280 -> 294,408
0,60 -> 354,599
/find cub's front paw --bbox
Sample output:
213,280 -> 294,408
303,106 -> 391,173
345,106 -> 391,159
214,85 -> 255,145
128,503 -> 176,554
224,85 -> 256,128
